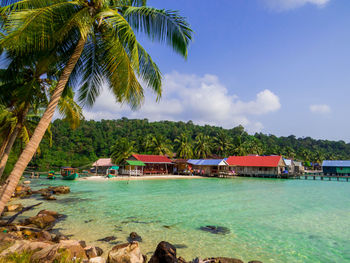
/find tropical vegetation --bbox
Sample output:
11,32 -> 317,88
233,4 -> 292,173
3,118 -> 347,172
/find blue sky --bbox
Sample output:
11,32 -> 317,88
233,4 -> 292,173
85,0 -> 350,141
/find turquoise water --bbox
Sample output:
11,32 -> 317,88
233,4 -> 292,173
14,177 -> 350,262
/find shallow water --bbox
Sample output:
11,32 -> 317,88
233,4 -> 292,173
14,177 -> 350,262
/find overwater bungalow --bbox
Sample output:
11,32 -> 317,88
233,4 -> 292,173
322,160 -> 350,176
125,154 -> 173,175
226,155 -> 286,177
92,158 -> 117,174
284,159 -> 295,174
187,159 -> 229,176
293,161 -> 305,174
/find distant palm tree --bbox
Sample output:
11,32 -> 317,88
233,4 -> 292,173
148,135 -> 172,156
110,138 -> 134,165
213,131 -> 232,157
174,133 -> 193,159
242,137 -> 264,155
194,133 -> 212,158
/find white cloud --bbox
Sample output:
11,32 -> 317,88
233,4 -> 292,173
83,72 -> 281,133
309,104 -> 331,114
264,0 -> 330,11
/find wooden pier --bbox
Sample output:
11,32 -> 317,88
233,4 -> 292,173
298,174 -> 350,182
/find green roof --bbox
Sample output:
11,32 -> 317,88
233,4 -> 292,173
126,160 -> 146,166
109,166 -> 119,170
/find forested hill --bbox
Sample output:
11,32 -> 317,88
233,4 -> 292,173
23,118 -> 350,170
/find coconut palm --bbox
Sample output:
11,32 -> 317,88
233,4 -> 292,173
194,133 -> 212,159
213,131 -> 232,157
0,0 -> 191,213
110,138 -> 134,164
174,133 -> 193,159
147,134 -> 172,156
0,86 -> 83,179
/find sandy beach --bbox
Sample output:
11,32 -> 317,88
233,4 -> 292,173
79,175 -> 205,181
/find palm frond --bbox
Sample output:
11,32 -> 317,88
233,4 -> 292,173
124,6 -> 192,58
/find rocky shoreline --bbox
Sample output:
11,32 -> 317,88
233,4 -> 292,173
0,184 -> 263,263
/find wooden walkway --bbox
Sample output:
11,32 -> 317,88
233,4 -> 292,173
298,174 -> 350,182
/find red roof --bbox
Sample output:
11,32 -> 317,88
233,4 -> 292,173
226,156 -> 283,167
132,154 -> 172,164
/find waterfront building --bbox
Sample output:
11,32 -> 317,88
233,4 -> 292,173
322,160 -> 350,176
92,158 -> 116,174
125,154 -> 173,175
226,156 -> 286,177
284,159 -> 295,174
187,159 -> 229,176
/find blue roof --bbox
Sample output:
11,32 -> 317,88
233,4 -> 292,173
322,160 -> 350,167
187,159 -> 227,166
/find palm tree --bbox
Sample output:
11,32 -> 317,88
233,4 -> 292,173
242,137 -> 264,155
213,131 -> 232,157
0,85 -> 83,179
174,133 -> 193,159
0,0 -> 191,213
148,134 -> 172,156
194,133 -> 212,159
110,138 -> 134,164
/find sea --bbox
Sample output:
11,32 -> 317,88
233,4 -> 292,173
12,177 -> 350,262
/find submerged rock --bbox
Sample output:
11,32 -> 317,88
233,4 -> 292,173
194,258 -> 244,263
26,210 -> 64,229
48,186 -> 70,194
107,242 -> 145,263
97,236 -> 117,242
199,226 -> 230,235
149,241 -> 177,263
128,232 -> 142,242
173,244 -> 188,249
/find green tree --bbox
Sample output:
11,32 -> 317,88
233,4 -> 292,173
147,134 -> 172,156
110,138 -> 134,164
0,0 -> 192,213
194,133 -> 211,158
174,133 -> 193,159
213,131 -> 232,157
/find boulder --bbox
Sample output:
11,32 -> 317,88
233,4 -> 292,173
27,210 -> 63,229
90,257 -> 106,263
52,234 -> 69,243
30,244 -> 60,263
14,185 -> 32,198
148,241 -> 177,263
48,186 -> 70,194
28,214 -> 56,229
36,230 -> 53,242
128,232 -> 142,242
0,240 -> 50,257
95,246 -> 104,256
59,239 -> 87,260
85,246 -> 98,258
107,242 -> 144,263
4,204 -> 23,212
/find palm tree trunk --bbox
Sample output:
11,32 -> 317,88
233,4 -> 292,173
0,105 -> 30,179
0,129 -> 12,160
0,38 -> 85,214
